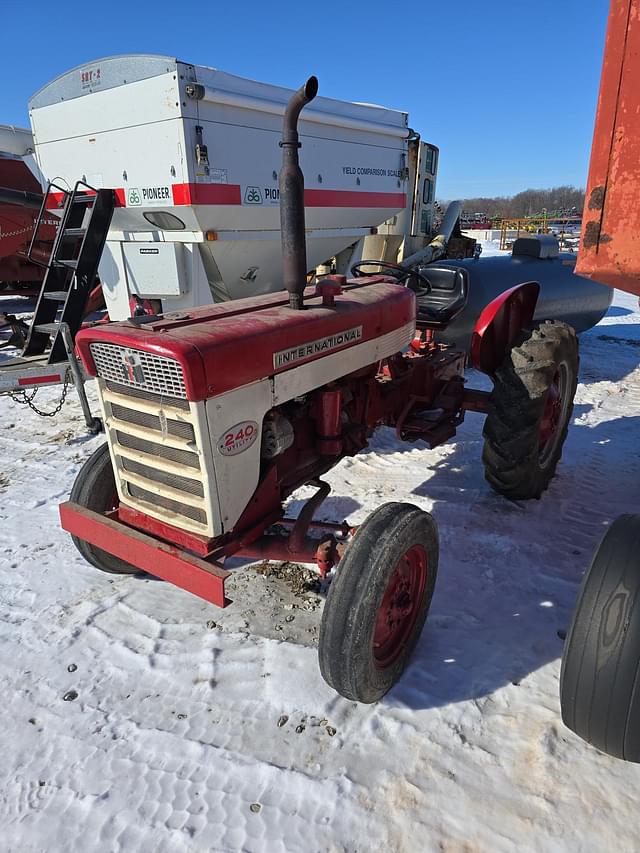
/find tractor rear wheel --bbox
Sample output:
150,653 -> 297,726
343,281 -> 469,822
69,443 -> 139,575
560,514 -> 640,761
482,320 -> 578,499
318,502 -> 438,703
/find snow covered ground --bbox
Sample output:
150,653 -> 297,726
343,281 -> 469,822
2,274 -> 640,852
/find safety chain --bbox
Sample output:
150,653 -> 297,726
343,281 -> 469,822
0,223 -> 35,240
9,369 -> 70,417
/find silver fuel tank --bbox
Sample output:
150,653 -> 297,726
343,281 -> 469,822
433,237 -> 613,352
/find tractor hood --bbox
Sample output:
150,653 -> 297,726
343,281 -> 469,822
76,279 -> 416,401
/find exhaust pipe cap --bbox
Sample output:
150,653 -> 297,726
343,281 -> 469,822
304,76 -> 319,100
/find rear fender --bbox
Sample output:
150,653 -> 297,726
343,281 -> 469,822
470,281 -> 540,375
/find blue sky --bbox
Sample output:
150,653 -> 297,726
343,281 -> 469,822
3,0 -> 610,199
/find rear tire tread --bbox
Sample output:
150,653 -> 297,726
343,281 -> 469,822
560,514 -> 640,761
482,320 -> 578,499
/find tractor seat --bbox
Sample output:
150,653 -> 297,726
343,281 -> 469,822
410,266 -> 469,328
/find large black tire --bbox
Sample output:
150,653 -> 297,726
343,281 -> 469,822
69,443 -> 139,575
482,320 -> 578,499
319,502 -> 438,703
560,514 -> 640,761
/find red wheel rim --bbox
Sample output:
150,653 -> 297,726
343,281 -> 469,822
373,545 -> 428,670
538,362 -> 570,466
539,371 -> 561,445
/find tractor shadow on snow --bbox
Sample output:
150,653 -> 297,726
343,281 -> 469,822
284,494 -> 362,526
604,305 -> 634,318
577,318 -> 640,384
383,409 -> 640,711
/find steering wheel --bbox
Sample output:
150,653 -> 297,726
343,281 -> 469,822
350,259 -> 432,292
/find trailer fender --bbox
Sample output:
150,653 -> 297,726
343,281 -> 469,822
470,281 -> 540,375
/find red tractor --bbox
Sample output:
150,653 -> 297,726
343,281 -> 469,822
60,77 -> 578,702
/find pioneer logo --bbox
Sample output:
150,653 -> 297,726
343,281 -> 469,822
126,186 -> 172,206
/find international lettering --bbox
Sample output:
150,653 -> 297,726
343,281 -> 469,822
273,326 -> 363,369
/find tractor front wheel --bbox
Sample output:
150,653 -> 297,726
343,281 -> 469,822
318,502 -> 438,703
69,443 -> 139,575
482,320 -> 578,499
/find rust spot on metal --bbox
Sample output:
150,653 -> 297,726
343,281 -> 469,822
583,221 -> 601,249
574,0 -> 640,293
588,185 -> 605,210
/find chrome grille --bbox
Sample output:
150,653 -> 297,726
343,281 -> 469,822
105,380 -> 190,410
120,457 -> 204,497
115,431 -> 200,468
110,403 -> 195,440
127,484 -> 207,525
98,373 -> 212,535
91,343 -> 187,398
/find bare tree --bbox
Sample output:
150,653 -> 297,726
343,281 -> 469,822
440,186 -> 585,220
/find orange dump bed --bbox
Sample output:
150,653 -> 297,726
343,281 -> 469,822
577,0 -> 640,295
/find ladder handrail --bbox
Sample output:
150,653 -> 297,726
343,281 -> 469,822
47,180 -> 100,272
22,182 -> 115,363
26,181 -> 72,269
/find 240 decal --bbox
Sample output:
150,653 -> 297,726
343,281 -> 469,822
217,421 -> 259,456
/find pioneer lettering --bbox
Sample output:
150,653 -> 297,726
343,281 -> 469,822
142,187 -> 171,201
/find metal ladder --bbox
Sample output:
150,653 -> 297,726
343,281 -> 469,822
23,180 -> 115,363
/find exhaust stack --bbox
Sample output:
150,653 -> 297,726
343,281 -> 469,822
279,76 -> 318,310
